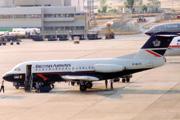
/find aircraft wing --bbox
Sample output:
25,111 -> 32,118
61,75 -> 99,81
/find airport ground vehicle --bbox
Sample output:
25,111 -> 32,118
71,35 -> 85,40
13,82 -> 25,89
176,15 -> 180,19
105,23 -> 115,39
48,35 -> 58,41
0,31 -> 8,36
137,15 -> 146,22
32,35 -> 43,41
57,35 -> 68,41
87,34 -> 102,40
0,36 -> 7,45
4,36 -> 21,45
73,36 -> 80,44
0,28 -> 40,38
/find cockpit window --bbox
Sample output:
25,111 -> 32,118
14,67 -> 21,71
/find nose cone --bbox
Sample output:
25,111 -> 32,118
3,73 -> 13,81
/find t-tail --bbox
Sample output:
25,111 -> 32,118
134,32 -> 179,59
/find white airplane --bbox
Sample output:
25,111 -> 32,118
145,23 -> 180,36
145,23 -> 180,56
165,36 -> 180,56
2,32 -> 178,92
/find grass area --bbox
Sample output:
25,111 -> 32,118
96,15 -> 122,19
95,14 -> 157,20
114,30 -> 141,35
97,27 -> 140,35
131,14 -> 157,18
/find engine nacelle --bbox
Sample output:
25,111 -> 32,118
94,64 -> 124,73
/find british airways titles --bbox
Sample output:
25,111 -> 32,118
35,64 -> 71,69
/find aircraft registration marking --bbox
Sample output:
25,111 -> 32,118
132,63 -> 142,66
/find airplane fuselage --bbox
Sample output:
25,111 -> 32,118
145,23 -> 180,36
3,32 -> 176,91
3,58 -> 165,84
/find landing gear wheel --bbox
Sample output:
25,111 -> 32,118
126,78 -> 130,83
114,78 -> 120,82
10,42 -> 13,45
86,82 -> 93,89
122,79 -> 126,83
71,82 -> 75,86
77,81 -> 80,85
51,84 -> 54,89
80,85 -> 87,91
15,85 -> 19,89
17,42 -> 20,45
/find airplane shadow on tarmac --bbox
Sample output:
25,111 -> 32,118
167,62 -> 180,64
0,95 -> 25,99
11,83 -> 180,99
46,85 -> 180,99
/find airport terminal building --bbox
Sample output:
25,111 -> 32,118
0,0 -> 86,36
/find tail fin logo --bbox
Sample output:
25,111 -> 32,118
153,39 -> 161,47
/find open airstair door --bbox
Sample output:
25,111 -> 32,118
24,64 -> 33,92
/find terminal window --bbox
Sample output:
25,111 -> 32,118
54,27 -> 64,31
0,15 -> 13,19
44,27 -> 54,31
65,26 -> 74,30
28,14 -> 41,18
45,14 -> 75,18
14,14 -> 27,19
0,14 -> 41,19
44,14 -> 54,18
75,26 -> 85,30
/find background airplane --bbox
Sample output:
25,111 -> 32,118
145,23 -> 180,56
165,36 -> 180,56
145,23 -> 180,36
3,32 -> 178,92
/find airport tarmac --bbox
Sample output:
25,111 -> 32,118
0,35 -> 180,120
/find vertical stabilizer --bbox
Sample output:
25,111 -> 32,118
134,32 -> 179,59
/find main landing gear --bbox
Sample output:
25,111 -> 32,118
79,81 -> 93,92
122,78 -> 130,83
113,74 -> 132,83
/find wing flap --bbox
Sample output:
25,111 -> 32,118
61,75 -> 99,81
